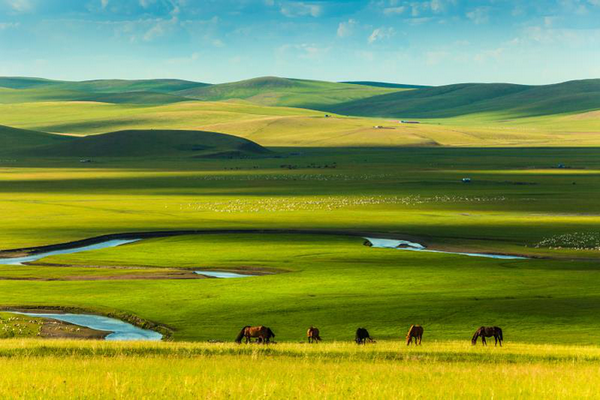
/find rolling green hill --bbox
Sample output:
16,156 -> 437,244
0,77 -> 207,105
0,87 -> 192,105
0,124 -> 73,153
0,77 -> 208,93
0,77 -> 63,89
341,81 -> 429,89
23,129 -> 271,158
177,76 -> 404,109
326,79 -> 600,118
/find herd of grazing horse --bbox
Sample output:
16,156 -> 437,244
235,324 -> 504,346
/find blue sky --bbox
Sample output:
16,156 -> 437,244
0,0 -> 599,85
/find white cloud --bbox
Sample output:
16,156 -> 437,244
101,0 -> 109,9
280,2 -> 322,17
337,19 -> 356,38
368,27 -> 395,44
0,22 -> 19,30
383,6 -> 405,15
5,0 -> 33,12
466,7 -> 490,24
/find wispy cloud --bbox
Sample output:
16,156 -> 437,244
337,19 -> 356,38
0,21 -> 19,29
5,0 -> 33,12
280,1 -> 322,18
383,6 -> 405,15
466,7 -> 490,24
368,27 -> 395,44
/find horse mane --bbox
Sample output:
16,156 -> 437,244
406,325 -> 415,338
235,326 -> 250,343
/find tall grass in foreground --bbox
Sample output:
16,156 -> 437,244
0,340 -> 599,399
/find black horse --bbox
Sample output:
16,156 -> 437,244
355,327 -> 374,344
472,326 -> 503,346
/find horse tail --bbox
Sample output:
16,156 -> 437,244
267,328 -> 275,339
497,327 -> 503,341
235,326 -> 249,343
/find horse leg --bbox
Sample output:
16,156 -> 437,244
494,336 -> 498,346
482,336 -> 487,346
308,336 -> 312,344
418,335 -> 422,345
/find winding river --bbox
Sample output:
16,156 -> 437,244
365,237 -> 527,260
0,239 -> 140,266
11,311 -> 162,341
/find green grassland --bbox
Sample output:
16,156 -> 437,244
177,76 -> 403,108
1,232 -> 595,343
0,340 -> 598,398
0,147 -> 599,345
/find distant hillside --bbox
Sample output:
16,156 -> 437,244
341,81 -> 429,89
0,88 -> 191,105
177,76 -> 404,109
325,79 -> 600,118
24,129 -> 272,158
0,77 -> 63,89
53,79 -> 209,94
0,125 -> 72,153
0,77 -> 208,105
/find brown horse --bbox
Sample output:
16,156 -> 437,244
406,325 -> 423,346
472,326 -> 503,346
307,326 -> 322,343
235,326 -> 276,344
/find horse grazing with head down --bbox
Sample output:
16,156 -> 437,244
355,327 -> 374,344
472,326 -> 503,346
406,325 -> 424,346
235,326 -> 275,344
307,326 -> 322,343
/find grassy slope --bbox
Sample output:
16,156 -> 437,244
0,124 -> 73,152
0,77 -> 207,93
326,79 -> 600,118
23,129 -> 270,158
0,77 -> 207,105
177,76 -> 404,108
2,100 -> 599,147
0,341 -> 598,398
341,81 -> 430,89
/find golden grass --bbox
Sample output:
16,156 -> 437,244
0,340 -> 598,399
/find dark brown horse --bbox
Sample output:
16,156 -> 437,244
406,325 -> 423,346
355,327 -> 374,344
472,326 -> 503,346
235,326 -> 275,344
307,326 -> 322,343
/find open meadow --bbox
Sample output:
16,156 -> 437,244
1,77 -> 599,399
0,340 -> 599,399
